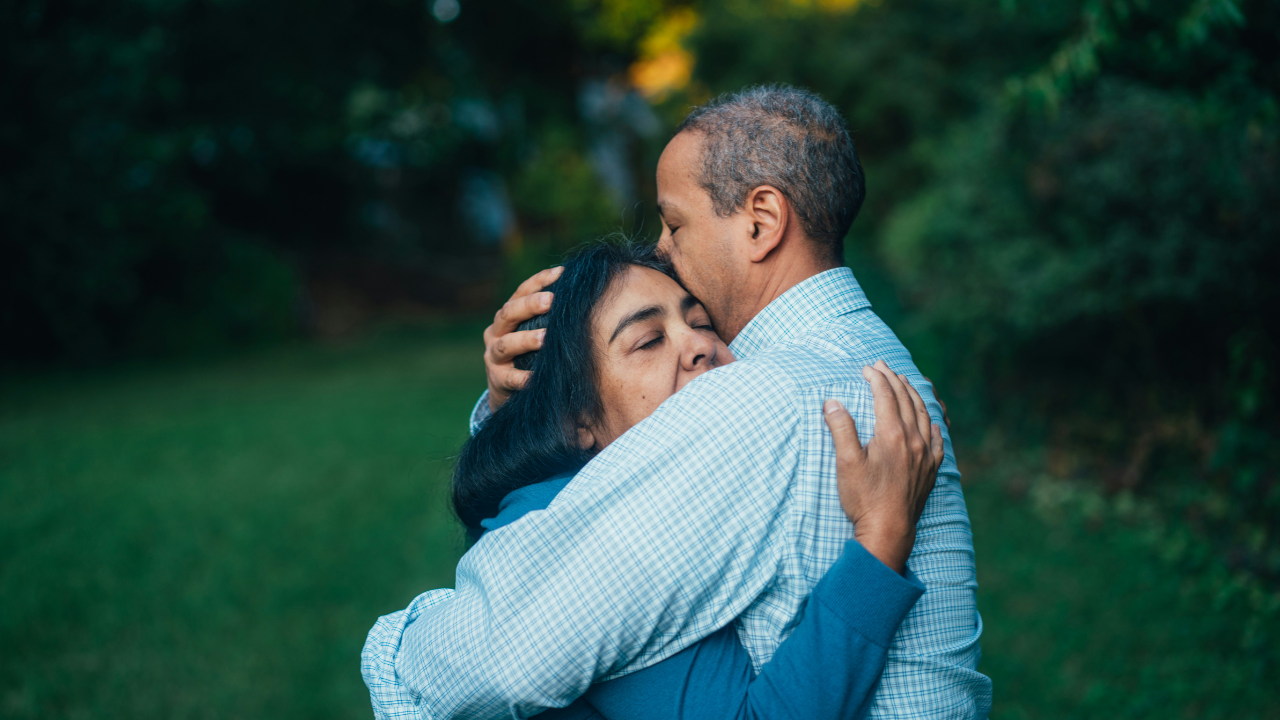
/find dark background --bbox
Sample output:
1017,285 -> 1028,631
2,0 -> 1277,717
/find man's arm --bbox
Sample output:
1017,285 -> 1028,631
447,382 -> 985,719
362,589 -> 455,720
399,361 -> 803,718
865,372 -> 991,719
866,468 -> 989,719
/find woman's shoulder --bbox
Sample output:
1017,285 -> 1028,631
479,472 -> 576,535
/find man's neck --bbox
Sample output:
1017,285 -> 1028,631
718,251 -> 841,343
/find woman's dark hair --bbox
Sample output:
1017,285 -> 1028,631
451,240 -> 675,537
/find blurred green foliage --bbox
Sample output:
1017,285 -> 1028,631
969,454 -> 1279,718
2,0 -> 640,361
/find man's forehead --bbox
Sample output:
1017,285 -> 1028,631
657,131 -> 704,212
659,130 -> 702,173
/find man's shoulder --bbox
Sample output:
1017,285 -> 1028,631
653,354 -> 804,422
595,307 -> 910,454
744,309 -> 903,390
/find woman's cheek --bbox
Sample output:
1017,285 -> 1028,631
716,342 -> 735,366
640,353 -> 668,408
615,355 -> 654,412
637,352 -> 672,412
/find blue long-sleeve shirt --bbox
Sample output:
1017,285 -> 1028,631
480,474 -> 926,720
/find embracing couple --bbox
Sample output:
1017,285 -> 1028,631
363,85 -> 991,719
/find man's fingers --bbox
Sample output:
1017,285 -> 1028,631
863,364 -> 903,437
900,374 -> 933,443
489,328 -> 546,365
512,266 -> 564,300
493,292 -> 553,336
823,399 -> 865,467
482,267 -> 559,412
495,367 -> 531,394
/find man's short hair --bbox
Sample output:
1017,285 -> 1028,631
675,85 -> 865,259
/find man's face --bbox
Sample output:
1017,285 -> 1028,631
655,131 -> 747,339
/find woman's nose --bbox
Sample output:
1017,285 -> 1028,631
679,327 -> 718,372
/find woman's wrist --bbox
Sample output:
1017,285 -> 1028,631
854,516 -> 915,575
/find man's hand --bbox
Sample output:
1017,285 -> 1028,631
823,361 -> 944,574
482,266 -> 563,411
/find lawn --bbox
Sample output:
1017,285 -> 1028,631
2,329 -> 1275,718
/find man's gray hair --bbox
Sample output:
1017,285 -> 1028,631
675,85 -> 865,258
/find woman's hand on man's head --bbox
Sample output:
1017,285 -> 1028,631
483,266 -> 562,411
823,361 -> 944,575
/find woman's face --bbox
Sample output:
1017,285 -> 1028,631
584,265 -> 733,450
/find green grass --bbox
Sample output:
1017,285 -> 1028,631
2,331 -> 1276,718
1,333 -> 478,718
969,478 -> 1279,718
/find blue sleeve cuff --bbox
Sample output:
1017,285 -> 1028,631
810,540 -> 926,648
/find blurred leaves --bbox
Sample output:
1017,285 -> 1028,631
1004,0 -> 1249,112
866,0 -> 1280,587
2,0 -> 656,362
884,81 -> 1277,335
629,8 -> 700,100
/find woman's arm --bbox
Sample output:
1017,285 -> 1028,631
579,365 -> 941,720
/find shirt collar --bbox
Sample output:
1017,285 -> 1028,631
728,267 -> 871,360
479,472 -> 576,535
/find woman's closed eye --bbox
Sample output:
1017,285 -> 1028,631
687,313 -> 715,332
637,333 -> 665,351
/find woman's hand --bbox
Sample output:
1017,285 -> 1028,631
822,361 -> 944,574
482,266 -> 563,411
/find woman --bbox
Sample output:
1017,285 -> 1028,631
453,241 -> 942,719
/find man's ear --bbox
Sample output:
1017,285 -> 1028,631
576,425 -> 596,451
743,185 -> 788,263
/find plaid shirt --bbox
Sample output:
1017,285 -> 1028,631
362,267 -> 990,719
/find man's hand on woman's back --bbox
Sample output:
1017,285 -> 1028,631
823,360 -> 944,575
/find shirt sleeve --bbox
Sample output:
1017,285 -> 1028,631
865,377 -> 991,720
468,391 -> 492,436
362,589 -> 456,720
583,540 -> 926,720
398,361 -> 803,719
867,509 -> 990,719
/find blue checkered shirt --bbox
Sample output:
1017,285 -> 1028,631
362,267 -> 991,719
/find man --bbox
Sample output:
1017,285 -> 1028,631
364,85 -> 990,718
